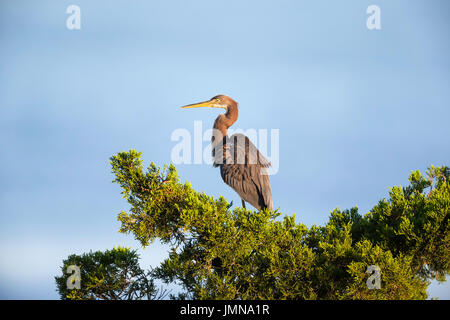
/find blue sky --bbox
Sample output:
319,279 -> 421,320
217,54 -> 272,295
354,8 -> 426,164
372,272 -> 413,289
0,0 -> 449,299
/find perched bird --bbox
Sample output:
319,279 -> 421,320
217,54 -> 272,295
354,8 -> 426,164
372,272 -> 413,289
181,95 -> 273,211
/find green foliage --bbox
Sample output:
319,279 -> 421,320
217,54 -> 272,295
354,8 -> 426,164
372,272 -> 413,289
106,150 -> 449,299
352,165 -> 450,282
57,150 -> 449,300
55,246 -> 166,300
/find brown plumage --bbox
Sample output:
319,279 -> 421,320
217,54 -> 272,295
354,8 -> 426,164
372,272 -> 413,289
181,95 -> 273,211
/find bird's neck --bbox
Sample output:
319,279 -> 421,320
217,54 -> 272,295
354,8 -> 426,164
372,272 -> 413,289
213,103 -> 238,138
211,102 -> 238,165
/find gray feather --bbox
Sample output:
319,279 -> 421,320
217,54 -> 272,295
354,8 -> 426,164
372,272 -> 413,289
214,134 -> 273,211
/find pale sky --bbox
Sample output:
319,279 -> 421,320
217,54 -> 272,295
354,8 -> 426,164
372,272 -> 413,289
0,0 -> 449,299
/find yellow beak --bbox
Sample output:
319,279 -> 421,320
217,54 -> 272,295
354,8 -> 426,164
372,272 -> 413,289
180,100 -> 216,109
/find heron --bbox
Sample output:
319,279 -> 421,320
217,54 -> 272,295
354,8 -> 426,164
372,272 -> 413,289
181,95 -> 273,211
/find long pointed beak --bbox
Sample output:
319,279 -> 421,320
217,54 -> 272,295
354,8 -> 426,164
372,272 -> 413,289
181,100 -> 215,109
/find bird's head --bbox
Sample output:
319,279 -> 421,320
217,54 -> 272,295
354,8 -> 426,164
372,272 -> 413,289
181,95 -> 237,111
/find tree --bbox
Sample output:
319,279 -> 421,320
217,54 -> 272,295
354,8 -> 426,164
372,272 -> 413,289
55,246 -> 167,300
56,150 -> 449,299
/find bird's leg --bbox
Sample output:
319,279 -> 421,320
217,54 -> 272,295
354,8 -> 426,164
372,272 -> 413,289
241,199 -> 246,210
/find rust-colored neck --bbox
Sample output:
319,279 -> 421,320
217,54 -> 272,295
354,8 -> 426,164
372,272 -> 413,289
211,100 -> 238,163
214,104 -> 239,137
213,100 -> 238,138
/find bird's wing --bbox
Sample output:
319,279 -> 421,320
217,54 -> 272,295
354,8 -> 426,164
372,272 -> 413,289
220,163 -> 269,210
227,133 -> 271,168
254,165 -> 273,210
219,134 -> 273,210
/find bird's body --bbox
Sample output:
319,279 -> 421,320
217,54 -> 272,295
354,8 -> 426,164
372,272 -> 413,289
217,134 -> 273,210
181,95 -> 273,211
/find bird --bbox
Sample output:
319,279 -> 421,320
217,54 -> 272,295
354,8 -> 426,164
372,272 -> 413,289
181,95 -> 273,211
